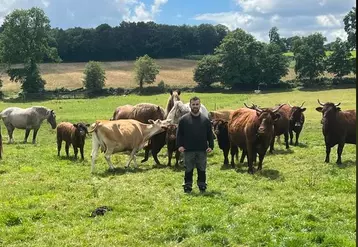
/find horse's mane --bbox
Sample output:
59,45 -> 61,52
165,91 -> 181,116
32,106 -> 50,116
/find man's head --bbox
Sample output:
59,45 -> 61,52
189,96 -> 201,115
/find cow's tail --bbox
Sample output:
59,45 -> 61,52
88,121 -> 100,133
0,125 -> 3,159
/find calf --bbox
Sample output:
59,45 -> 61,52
165,124 -> 180,166
212,119 -> 238,167
288,102 -> 306,145
316,99 -> 356,164
57,122 -> 89,159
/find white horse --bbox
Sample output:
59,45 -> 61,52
166,101 -> 209,124
0,106 -> 57,144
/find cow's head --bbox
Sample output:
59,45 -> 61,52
253,104 -> 282,135
211,119 -> 228,136
165,124 -> 178,141
73,123 -> 90,138
316,99 -> 341,124
288,102 -> 306,127
148,118 -> 172,129
47,110 -> 57,129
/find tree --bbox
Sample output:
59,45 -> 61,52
268,27 -> 286,52
83,61 -> 106,91
134,54 -> 160,91
0,7 -> 60,94
292,33 -> 326,82
259,43 -> 289,85
343,7 -> 356,50
325,38 -> 353,80
215,28 -> 264,89
193,55 -> 221,87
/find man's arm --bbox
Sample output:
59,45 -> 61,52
176,118 -> 185,148
207,119 -> 214,150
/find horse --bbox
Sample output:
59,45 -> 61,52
166,101 -> 209,124
165,90 -> 181,118
110,104 -> 135,121
0,106 -> 57,144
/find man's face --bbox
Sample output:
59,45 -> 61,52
190,99 -> 200,114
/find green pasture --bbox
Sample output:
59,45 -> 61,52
0,88 -> 356,246
284,50 -> 356,58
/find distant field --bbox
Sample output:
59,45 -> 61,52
284,51 -> 356,57
0,57 -> 354,94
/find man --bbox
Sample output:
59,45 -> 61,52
176,96 -> 214,193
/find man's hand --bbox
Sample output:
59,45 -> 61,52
206,147 -> 212,153
178,146 -> 185,153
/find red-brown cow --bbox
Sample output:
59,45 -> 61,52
316,99 -> 356,164
288,102 -> 306,146
228,105 -> 283,174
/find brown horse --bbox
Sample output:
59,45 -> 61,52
165,90 -> 181,118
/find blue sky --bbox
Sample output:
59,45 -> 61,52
0,0 -> 355,43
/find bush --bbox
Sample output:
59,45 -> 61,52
83,61 -> 106,91
193,55 -> 221,87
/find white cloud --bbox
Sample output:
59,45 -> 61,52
316,14 -> 341,27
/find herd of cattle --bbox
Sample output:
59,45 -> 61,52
0,90 -> 355,174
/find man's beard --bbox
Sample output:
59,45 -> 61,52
191,108 -> 200,114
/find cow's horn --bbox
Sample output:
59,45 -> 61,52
317,99 -> 324,106
244,103 -> 250,108
300,101 -> 305,108
288,102 -> 293,107
272,104 -> 284,113
335,102 -> 341,107
254,105 -> 263,113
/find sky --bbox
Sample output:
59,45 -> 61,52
0,0 -> 355,43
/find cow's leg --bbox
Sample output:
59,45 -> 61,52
104,149 -> 115,170
223,147 -> 229,165
240,149 -> 246,163
80,145 -> 84,160
125,148 -> 138,168
257,151 -> 267,171
174,150 -> 180,167
230,145 -> 238,167
246,145 -> 254,174
24,128 -> 31,143
152,149 -> 161,166
324,143 -> 331,163
336,142 -> 344,164
91,140 -> 100,173
295,130 -> 301,146
57,138 -> 62,156
269,136 -> 275,153
167,149 -> 173,166
141,145 -> 150,163
32,128 -> 39,144
73,145 -> 78,159
65,142 -> 70,157
6,124 -> 15,143
284,131 -> 289,149
289,129 -> 294,145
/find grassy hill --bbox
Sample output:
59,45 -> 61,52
0,88 -> 356,246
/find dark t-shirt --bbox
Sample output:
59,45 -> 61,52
176,112 -> 214,151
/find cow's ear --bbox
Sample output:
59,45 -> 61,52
301,108 -> 306,112
273,113 -> 281,121
177,90 -> 181,95
73,124 -> 78,128
316,107 -> 323,112
148,119 -> 154,124
169,89 -> 173,95
336,107 -> 341,111
86,123 -> 90,127
157,106 -> 161,111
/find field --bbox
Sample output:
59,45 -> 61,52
0,88 -> 355,246
0,57 -> 349,95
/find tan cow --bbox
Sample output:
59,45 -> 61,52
89,118 -> 171,172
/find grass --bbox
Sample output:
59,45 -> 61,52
284,51 -> 356,58
0,88 -> 356,246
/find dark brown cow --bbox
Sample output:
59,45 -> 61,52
245,103 -> 290,153
165,124 -> 180,166
316,99 -> 356,164
212,119 -> 238,166
288,102 -> 306,146
228,105 -> 283,174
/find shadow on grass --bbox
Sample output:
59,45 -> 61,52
220,164 -> 236,170
0,170 -> 7,175
337,160 -> 356,169
268,149 -> 294,155
185,190 -> 222,197
57,155 -> 88,164
258,169 -> 281,180
97,166 -> 152,177
294,143 -> 308,148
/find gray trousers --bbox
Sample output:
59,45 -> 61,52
183,151 -> 207,189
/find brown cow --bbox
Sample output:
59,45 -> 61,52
209,110 -> 235,121
89,119 -> 171,172
228,105 -> 283,174
110,105 -> 135,121
165,124 -> 180,166
288,102 -> 306,146
316,99 -> 356,164
57,122 -> 89,159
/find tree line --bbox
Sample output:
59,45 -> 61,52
0,7 -> 356,96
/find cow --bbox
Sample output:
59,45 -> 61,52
244,103 -> 290,153
165,124 -> 180,166
111,103 -> 167,166
228,105 -> 283,174
288,102 -> 306,146
211,119 -> 238,166
56,122 -> 90,159
89,119 -> 171,172
209,110 -> 235,121
316,99 -> 356,164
